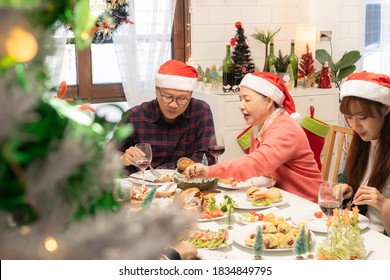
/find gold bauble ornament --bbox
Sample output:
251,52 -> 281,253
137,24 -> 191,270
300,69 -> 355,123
5,26 -> 38,63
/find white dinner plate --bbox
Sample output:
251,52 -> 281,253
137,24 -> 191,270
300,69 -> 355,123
235,207 -> 283,224
129,169 -> 174,186
231,223 -> 316,252
216,190 -> 287,210
190,222 -> 233,250
198,213 -> 227,223
292,211 -> 370,233
218,176 -> 276,190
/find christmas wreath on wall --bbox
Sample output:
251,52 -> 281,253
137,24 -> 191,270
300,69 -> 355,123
91,0 -> 133,43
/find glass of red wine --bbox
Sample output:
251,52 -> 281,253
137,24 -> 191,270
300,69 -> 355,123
318,182 -> 342,218
208,134 -> 225,163
134,143 -> 152,187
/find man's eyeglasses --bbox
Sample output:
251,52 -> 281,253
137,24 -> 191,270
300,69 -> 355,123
158,88 -> 191,106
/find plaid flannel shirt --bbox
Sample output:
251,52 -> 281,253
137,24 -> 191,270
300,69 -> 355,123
119,98 -> 216,174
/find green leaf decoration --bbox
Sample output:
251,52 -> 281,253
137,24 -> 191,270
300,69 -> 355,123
335,51 -> 362,70
315,49 -> 336,69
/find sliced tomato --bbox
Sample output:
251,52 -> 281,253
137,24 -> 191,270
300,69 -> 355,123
314,211 -> 323,218
257,213 -> 264,221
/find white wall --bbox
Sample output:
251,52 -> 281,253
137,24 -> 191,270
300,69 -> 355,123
190,0 -> 365,72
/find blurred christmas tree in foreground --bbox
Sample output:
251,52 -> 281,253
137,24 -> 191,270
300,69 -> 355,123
0,0 -> 192,259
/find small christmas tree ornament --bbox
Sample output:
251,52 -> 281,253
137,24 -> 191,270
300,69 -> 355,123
293,226 -> 307,259
253,225 -> 264,259
226,203 -> 234,229
318,61 -> 332,88
231,21 -> 256,86
140,187 -> 157,210
284,64 -> 294,90
201,153 -> 209,166
306,229 -> 315,259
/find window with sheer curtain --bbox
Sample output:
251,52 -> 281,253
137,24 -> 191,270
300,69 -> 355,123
363,0 -> 390,75
58,0 -> 189,105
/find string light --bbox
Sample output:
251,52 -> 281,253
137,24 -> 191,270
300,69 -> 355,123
44,236 -> 58,253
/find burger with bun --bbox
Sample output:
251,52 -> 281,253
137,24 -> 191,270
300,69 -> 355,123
246,186 -> 260,201
252,190 -> 271,206
266,187 -> 283,202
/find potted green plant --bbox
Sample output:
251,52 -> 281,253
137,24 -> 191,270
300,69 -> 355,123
251,27 -> 281,71
275,50 -> 289,78
315,49 -> 361,89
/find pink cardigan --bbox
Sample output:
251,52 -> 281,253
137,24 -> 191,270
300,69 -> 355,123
209,114 -> 324,202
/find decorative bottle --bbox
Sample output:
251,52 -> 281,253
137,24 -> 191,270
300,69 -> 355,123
265,39 -> 276,72
288,39 -> 299,87
222,45 -> 234,92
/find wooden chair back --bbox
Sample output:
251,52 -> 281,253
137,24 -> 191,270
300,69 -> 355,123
321,125 -> 354,182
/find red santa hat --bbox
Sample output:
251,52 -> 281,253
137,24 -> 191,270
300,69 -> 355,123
239,72 -> 300,120
340,72 -> 390,106
155,60 -> 198,91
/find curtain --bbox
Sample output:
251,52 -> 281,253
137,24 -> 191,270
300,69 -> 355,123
113,0 -> 176,107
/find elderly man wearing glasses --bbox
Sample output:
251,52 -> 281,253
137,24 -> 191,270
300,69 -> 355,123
118,60 -> 216,174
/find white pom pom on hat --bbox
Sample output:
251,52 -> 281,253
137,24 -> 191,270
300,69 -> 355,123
155,60 -> 198,91
239,72 -> 300,119
340,72 -> 390,106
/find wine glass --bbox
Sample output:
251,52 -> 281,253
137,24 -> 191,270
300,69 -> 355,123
318,182 -> 342,218
208,134 -> 225,163
134,143 -> 152,187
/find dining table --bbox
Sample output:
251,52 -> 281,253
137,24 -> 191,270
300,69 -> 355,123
121,173 -> 390,260
195,188 -> 390,260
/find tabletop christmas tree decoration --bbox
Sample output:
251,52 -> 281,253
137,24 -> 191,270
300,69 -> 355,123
306,228 -> 315,259
0,1 -> 194,260
140,187 -> 157,210
201,153 -> 209,166
253,225 -> 264,260
231,21 -> 256,87
226,203 -> 234,229
318,61 -> 332,88
293,226 -> 307,259
298,44 -> 316,87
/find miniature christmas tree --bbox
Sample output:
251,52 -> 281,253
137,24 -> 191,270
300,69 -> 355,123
231,21 -> 256,85
204,67 -> 212,83
318,61 -> 332,88
284,64 -> 294,90
196,65 -> 204,82
226,203 -> 234,229
140,187 -> 157,210
306,229 -> 315,259
201,153 -> 209,166
298,44 -> 316,80
293,226 -> 307,259
253,225 -> 264,259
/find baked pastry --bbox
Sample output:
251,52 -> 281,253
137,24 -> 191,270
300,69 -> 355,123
277,222 -> 291,234
154,174 -> 173,183
245,232 -> 256,247
262,222 -> 277,234
219,178 -> 239,186
177,157 -> 195,172
263,233 -> 278,249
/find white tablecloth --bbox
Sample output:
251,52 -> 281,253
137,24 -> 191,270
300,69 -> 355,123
197,189 -> 390,260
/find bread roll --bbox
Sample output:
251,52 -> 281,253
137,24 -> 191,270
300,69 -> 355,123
266,187 -> 282,202
246,186 -> 260,201
177,157 -> 195,172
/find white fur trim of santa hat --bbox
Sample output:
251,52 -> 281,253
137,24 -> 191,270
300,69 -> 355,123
155,74 -> 197,91
240,73 -> 285,105
341,79 -> 390,106
340,72 -> 390,106
155,59 -> 198,91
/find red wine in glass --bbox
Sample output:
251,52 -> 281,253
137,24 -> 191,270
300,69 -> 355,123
135,159 -> 151,171
319,200 -> 341,217
209,135 -> 225,163
208,146 -> 226,157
